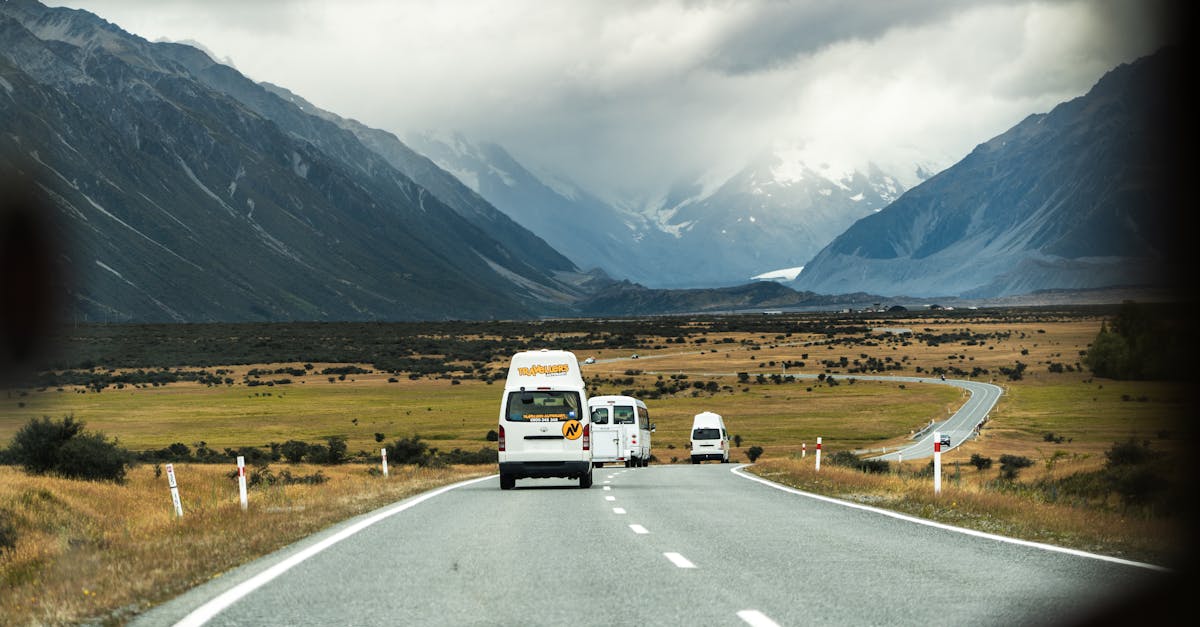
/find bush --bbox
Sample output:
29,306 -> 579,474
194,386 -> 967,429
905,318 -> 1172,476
54,432 -> 131,482
746,446 -> 763,462
969,453 -> 993,470
999,454 -> 1034,480
388,435 -> 432,466
8,415 -> 84,474
1105,438 -> 1151,467
828,450 -> 888,474
280,440 -> 309,463
6,416 -> 130,482
324,436 -> 348,465
485,430 -> 499,442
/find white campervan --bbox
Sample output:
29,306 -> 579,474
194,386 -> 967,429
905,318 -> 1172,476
690,411 -> 729,463
588,395 -> 654,468
497,349 -> 592,489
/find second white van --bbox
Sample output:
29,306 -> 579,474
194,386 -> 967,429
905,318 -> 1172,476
588,395 -> 653,467
690,411 -> 729,463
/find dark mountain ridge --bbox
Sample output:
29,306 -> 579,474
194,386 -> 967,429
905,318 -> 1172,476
791,45 -> 1187,299
0,0 -> 579,321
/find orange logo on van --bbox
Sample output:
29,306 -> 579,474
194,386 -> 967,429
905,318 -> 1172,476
517,363 -> 570,377
562,420 -> 583,440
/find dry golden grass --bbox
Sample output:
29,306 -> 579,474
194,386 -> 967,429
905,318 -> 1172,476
0,464 -> 487,626
749,457 -> 1186,567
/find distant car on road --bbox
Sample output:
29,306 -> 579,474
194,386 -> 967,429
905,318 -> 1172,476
631,354 -> 639,359
939,434 -> 951,447
583,357 -> 596,364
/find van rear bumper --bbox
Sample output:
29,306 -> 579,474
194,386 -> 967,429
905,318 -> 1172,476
500,461 -> 591,479
690,453 -> 726,462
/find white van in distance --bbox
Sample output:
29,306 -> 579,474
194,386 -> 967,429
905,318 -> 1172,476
497,349 -> 592,489
588,395 -> 654,468
690,411 -> 729,463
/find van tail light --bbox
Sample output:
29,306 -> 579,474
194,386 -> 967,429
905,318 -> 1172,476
498,424 -> 506,452
583,423 -> 591,451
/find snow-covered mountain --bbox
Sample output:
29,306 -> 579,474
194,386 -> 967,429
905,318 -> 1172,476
406,132 -> 926,289
644,149 -> 923,287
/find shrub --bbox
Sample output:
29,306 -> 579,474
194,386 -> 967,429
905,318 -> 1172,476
388,435 -> 432,466
8,415 -> 85,474
746,446 -> 763,462
280,440 -> 309,463
485,430 -> 499,442
324,436 -> 348,465
53,432 -> 131,482
6,416 -> 130,482
999,454 -> 1034,480
969,454 -> 993,470
1105,438 -> 1151,467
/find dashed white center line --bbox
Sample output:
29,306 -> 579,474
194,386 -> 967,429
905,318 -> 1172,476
629,524 -> 649,534
663,552 -> 695,568
602,486 -> 611,491
603,481 -> 611,484
737,610 -> 780,627
612,507 -> 626,514
605,496 -> 616,501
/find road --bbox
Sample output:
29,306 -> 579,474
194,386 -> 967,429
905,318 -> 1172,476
133,464 -> 1167,627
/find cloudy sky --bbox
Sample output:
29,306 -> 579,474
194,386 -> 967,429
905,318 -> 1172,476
50,0 -> 1178,201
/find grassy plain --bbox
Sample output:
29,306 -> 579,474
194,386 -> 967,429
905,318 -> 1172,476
0,308 -> 1193,625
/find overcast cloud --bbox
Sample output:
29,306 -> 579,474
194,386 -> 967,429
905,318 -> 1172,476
50,0 -> 1180,200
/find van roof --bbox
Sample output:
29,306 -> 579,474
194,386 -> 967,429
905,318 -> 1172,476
587,395 -> 647,408
504,349 -> 585,390
692,411 -> 724,425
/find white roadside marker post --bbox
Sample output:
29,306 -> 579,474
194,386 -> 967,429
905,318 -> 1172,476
815,437 -> 822,472
381,448 -> 389,478
237,456 -> 248,511
165,463 -> 183,518
933,431 -> 942,495
802,442 -> 806,458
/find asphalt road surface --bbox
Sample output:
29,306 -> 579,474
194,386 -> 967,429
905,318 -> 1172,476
133,464 -> 1169,627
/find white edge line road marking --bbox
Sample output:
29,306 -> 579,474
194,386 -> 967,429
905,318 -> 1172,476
738,610 -> 781,627
603,486 -> 611,491
173,474 -> 496,627
730,465 -> 1169,572
629,524 -> 649,534
664,552 -> 696,568
612,507 -> 626,514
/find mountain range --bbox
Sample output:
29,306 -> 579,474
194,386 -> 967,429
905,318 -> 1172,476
0,0 -> 1188,322
405,132 -> 920,288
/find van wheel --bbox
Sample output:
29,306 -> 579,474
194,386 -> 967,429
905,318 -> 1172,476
624,460 -> 631,468
593,462 -> 603,469
500,474 -> 515,490
579,469 -> 593,489
691,457 -> 699,464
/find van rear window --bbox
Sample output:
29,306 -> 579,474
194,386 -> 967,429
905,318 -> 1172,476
506,391 -> 582,422
693,428 -> 721,439
613,406 -> 635,424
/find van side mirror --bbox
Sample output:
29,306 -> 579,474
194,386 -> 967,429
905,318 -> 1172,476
650,424 -> 656,432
